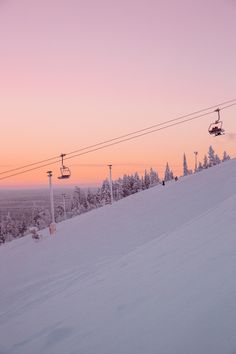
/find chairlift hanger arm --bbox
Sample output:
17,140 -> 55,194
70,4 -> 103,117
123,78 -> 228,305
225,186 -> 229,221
214,108 -> 221,123
60,153 -> 66,167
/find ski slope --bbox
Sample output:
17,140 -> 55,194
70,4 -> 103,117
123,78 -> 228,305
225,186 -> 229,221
0,159 -> 236,354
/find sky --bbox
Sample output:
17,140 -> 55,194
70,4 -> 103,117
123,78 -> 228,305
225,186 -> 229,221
0,0 -> 236,187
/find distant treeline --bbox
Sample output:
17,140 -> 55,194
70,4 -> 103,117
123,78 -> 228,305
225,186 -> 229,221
0,146 -> 230,244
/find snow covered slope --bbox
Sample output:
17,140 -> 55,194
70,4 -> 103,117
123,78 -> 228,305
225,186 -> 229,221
0,159 -> 236,354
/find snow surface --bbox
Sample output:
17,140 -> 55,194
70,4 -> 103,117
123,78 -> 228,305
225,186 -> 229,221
0,159 -> 236,354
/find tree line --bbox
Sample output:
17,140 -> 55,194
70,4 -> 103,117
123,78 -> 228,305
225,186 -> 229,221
0,146 -> 231,244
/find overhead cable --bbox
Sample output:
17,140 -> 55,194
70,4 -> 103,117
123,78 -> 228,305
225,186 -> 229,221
0,100 -> 236,181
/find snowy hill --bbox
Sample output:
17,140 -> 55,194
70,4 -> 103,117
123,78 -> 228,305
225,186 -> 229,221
0,159 -> 236,354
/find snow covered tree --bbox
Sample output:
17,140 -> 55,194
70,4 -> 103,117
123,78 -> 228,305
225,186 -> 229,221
203,155 -> 208,169
197,162 -> 203,172
71,187 -> 88,214
183,153 -> 189,176
118,178 -> 125,198
55,205 -> 65,222
87,189 -> 97,209
128,175 -> 135,194
122,175 -> 131,197
95,188 -> 102,206
42,209 -> 51,227
0,214 -> 18,242
149,168 -> 159,186
113,178 -> 124,200
131,172 -> 141,193
215,154 -> 221,165
222,151 -> 230,162
16,218 -> 27,237
0,230 -> 5,245
208,145 -> 216,167
101,179 -> 111,204
144,170 -> 151,189
32,208 -> 51,229
164,162 -> 174,181
0,220 -> 5,244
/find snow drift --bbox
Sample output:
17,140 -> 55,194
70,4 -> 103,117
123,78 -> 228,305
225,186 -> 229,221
0,159 -> 236,354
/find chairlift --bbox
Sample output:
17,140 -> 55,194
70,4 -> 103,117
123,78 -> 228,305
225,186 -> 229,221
58,153 -> 71,179
208,108 -> 225,136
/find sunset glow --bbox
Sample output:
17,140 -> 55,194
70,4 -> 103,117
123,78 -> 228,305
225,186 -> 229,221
0,0 -> 235,187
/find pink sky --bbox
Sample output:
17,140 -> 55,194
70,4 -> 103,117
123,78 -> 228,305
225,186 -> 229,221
0,0 -> 235,187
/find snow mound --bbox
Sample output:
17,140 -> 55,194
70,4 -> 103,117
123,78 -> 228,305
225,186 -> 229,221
0,159 -> 236,354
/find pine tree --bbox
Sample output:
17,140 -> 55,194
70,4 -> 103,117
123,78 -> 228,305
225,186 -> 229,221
215,154 -> 221,165
128,175 -> 135,194
0,226 -> 5,244
122,175 -> 131,197
95,188 -> 102,206
222,151 -> 230,162
132,172 -> 142,193
183,153 -> 189,176
1,214 -> 18,242
55,205 -> 65,221
71,187 -> 88,213
87,189 -> 96,208
141,176 -> 145,190
115,178 -> 124,200
112,180 -> 119,201
203,155 -> 208,169
164,162 -> 174,181
71,187 -> 81,211
0,222 -> 5,244
144,170 -> 151,189
208,145 -> 216,167
197,162 -> 203,172
149,168 -> 159,186
101,179 -> 111,204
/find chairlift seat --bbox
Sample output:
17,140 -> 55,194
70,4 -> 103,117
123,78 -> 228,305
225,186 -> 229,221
58,175 -> 70,179
58,167 -> 71,179
208,121 -> 224,136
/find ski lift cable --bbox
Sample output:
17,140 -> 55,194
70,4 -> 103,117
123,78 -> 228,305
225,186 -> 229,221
0,155 -> 62,176
62,110 -> 220,162
1,98 -> 236,178
0,100 -> 236,180
1,104 -> 235,182
0,103 -> 236,181
65,99 -> 236,157
47,102 -> 235,166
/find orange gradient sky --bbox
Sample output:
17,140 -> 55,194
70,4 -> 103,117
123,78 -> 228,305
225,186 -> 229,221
0,0 -> 236,188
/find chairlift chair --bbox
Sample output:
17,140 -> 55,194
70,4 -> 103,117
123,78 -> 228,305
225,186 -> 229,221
208,108 -> 225,136
58,153 -> 71,179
